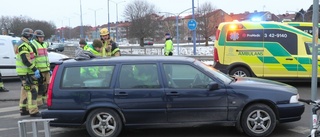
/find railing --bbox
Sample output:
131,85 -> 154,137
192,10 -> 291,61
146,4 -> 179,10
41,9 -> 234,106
63,44 -> 214,63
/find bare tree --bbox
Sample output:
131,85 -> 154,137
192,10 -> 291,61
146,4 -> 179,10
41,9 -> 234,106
123,0 -> 159,46
196,2 -> 217,46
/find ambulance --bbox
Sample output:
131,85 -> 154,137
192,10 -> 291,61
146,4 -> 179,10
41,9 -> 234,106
283,22 -> 320,37
213,21 -> 319,81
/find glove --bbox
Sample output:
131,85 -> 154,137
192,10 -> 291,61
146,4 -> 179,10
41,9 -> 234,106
34,69 -> 41,79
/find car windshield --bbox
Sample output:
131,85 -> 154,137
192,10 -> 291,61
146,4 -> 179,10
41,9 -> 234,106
194,60 -> 233,83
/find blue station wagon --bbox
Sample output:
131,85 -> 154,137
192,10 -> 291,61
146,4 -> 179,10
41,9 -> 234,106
42,56 -> 304,137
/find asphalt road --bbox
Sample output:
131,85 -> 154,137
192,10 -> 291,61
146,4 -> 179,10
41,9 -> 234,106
0,79 -> 318,137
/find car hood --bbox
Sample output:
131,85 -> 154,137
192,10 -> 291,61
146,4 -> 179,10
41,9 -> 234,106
230,77 -> 298,94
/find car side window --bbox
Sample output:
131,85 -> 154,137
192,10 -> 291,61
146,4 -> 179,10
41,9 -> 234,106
163,64 -> 213,89
119,64 -> 160,89
62,65 -> 114,88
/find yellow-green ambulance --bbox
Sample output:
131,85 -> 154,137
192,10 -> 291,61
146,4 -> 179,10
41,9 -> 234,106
283,22 -> 320,38
213,21 -> 319,81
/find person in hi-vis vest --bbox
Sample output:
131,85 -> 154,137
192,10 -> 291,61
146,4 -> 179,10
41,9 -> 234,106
164,33 -> 173,56
16,28 -> 41,117
31,30 -> 51,108
99,28 -> 120,57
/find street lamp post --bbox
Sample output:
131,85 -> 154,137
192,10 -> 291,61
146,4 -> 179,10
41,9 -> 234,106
80,0 -> 84,39
110,0 -> 125,42
108,0 -> 110,31
159,7 -> 194,55
89,8 -> 102,39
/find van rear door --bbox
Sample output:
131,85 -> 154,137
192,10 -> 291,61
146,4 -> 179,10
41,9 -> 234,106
0,36 -> 16,77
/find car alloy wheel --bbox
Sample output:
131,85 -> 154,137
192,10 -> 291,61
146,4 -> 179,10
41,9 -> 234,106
86,108 -> 122,137
241,104 -> 276,137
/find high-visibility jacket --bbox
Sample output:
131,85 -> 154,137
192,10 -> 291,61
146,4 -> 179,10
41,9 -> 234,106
101,39 -> 112,57
101,39 -> 120,57
86,45 -> 102,56
164,39 -> 173,56
31,40 -> 50,72
16,42 -> 36,75
83,44 -> 89,51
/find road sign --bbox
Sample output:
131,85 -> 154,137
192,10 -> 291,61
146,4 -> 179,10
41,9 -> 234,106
188,19 -> 197,30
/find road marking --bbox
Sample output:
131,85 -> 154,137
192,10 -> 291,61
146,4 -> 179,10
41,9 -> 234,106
288,126 -> 310,134
0,113 -> 23,119
0,106 -> 19,113
0,127 -> 18,131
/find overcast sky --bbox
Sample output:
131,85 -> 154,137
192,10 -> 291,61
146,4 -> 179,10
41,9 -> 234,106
0,0 -> 315,28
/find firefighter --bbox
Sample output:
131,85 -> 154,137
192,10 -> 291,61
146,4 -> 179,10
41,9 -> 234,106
79,38 -> 89,50
99,28 -> 120,57
0,72 -> 9,92
164,33 -> 173,56
16,28 -> 41,117
31,30 -> 50,108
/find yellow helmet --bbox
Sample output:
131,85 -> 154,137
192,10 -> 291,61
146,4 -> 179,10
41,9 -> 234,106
100,28 -> 109,36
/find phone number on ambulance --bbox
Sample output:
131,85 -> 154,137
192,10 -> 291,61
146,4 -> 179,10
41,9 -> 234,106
264,33 -> 288,38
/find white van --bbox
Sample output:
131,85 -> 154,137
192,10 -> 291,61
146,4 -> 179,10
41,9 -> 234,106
0,35 -> 19,77
0,35 -> 69,78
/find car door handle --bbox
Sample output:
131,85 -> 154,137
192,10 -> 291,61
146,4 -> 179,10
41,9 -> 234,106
2,57 -> 9,59
166,91 -> 179,96
115,92 -> 128,96
285,58 -> 293,60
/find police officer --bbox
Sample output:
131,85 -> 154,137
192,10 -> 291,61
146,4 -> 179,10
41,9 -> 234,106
99,28 -> 120,57
0,72 -> 9,92
79,38 -> 89,50
164,33 -> 173,56
16,28 -> 41,117
31,30 -> 50,108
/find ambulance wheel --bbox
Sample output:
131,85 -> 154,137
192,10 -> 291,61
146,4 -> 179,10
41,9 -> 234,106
229,67 -> 251,77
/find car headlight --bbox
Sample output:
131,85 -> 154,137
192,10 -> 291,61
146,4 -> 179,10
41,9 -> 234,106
289,94 -> 299,103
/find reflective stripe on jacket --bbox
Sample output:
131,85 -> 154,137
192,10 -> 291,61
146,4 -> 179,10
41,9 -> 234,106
31,40 -> 50,72
16,42 -> 35,75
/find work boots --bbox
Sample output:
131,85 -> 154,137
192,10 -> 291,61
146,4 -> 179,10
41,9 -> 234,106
0,87 -> 9,92
20,109 -> 29,116
30,112 -> 41,117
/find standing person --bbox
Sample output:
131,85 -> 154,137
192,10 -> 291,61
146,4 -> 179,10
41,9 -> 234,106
31,30 -> 50,108
164,33 -> 173,56
79,38 -> 89,50
99,28 -> 120,57
16,28 -> 41,117
0,72 -> 9,92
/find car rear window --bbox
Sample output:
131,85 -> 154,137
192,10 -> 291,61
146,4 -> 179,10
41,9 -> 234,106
61,65 -> 114,88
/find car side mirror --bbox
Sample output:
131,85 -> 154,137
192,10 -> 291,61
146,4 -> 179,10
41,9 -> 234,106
208,82 -> 219,91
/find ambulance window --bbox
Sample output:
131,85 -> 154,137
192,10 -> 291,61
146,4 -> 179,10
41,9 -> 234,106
226,29 -> 263,41
305,42 -> 320,55
264,29 -> 297,55
293,26 -> 320,38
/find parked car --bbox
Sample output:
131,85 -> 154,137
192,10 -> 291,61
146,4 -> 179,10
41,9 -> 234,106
42,56 -> 304,137
47,43 -> 64,52
144,39 -> 154,46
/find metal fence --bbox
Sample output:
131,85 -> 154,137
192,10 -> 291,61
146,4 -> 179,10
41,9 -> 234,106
63,45 -> 214,63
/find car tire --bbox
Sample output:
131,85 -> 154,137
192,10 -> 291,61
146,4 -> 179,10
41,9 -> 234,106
86,108 -> 122,137
241,104 -> 276,137
229,67 -> 251,77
